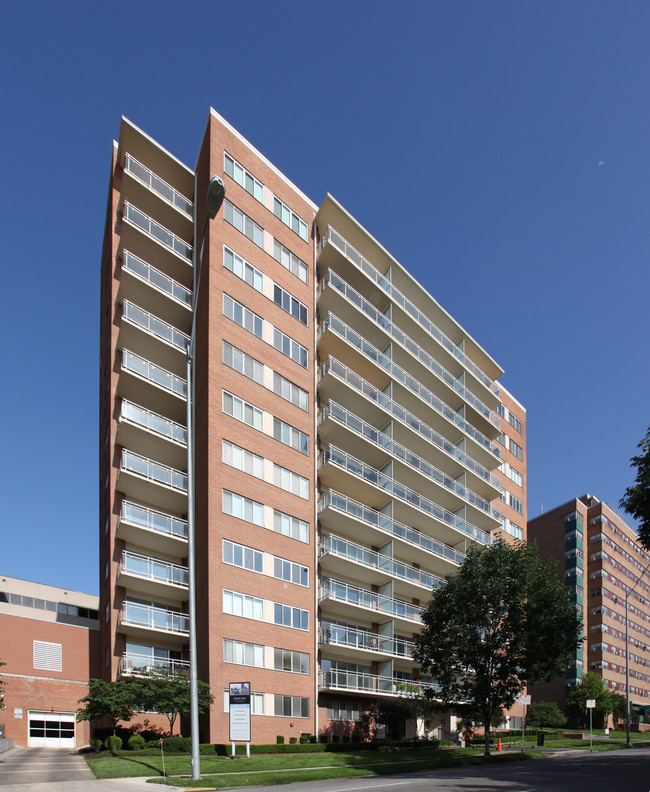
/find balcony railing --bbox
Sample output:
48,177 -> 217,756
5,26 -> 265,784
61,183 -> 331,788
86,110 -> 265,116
320,316 -> 500,459
320,490 -> 466,567
321,358 -> 501,490
321,533 -> 443,591
122,350 -> 187,399
321,401 -> 500,520
320,226 -> 496,393
122,301 -> 189,352
123,201 -> 192,261
320,577 -> 422,622
118,652 -> 189,677
319,446 -> 492,546
123,251 -> 192,307
120,501 -> 187,540
121,449 -> 187,492
320,668 -> 440,697
120,602 -> 189,634
124,153 -> 193,216
120,550 -> 188,587
121,400 -> 187,445
323,270 -> 499,428
320,621 -> 415,658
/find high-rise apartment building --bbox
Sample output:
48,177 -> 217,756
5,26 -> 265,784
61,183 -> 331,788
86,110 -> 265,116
529,495 -> 650,724
99,109 -> 525,742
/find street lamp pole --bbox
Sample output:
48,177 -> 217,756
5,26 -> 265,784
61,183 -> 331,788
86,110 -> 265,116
187,176 -> 225,780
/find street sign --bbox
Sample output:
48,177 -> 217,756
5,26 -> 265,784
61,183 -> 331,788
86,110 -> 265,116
229,682 -> 251,743
586,699 -> 596,708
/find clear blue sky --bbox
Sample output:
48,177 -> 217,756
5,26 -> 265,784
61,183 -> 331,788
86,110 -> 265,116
1,1 -> 648,595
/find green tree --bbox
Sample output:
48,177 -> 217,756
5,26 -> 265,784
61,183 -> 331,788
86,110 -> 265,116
131,670 -> 213,736
610,692 -> 627,729
567,672 -> 612,727
527,701 -> 567,730
620,425 -> 650,550
413,540 -> 581,756
76,679 -> 135,735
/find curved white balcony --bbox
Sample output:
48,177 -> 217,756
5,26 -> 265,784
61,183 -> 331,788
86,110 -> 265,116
319,226 -> 499,397
320,668 -> 440,698
118,652 -> 189,679
319,445 -> 492,546
320,357 -> 502,500
319,315 -> 500,467
118,550 -> 188,601
320,533 -> 442,599
119,301 -> 188,377
118,449 -> 187,513
320,400 -> 500,529
320,269 -> 499,432
118,602 -> 188,644
118,400 -> 187,469
320,577 -> 422,629
117,501 -> 187,557
319,490 -> 465,574
119,350 -> 186,423
320,621 -> 415,661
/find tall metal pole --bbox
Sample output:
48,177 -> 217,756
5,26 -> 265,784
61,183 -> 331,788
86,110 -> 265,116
188,176 -> 225,781
625,586 -> 631,748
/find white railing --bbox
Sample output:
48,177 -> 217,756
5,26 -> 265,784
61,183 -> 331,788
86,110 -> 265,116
120,602 -> 188,634
121,400 -> 187,445
124,153 -> 193,216
120,501 -> 187,540
120,550 -> 188,587
121,449 -> 187,492
320,668 -> 440,697
118,652 -> 189,677
123,201 -> 192,261
122,350 -> 187,398
122,301 -> 189,352
122,251 -> 192,306
320,621 -> 415,658
320,578 -> 422,622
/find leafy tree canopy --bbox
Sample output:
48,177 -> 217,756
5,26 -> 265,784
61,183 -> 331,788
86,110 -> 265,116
413,540 -> 581,755
620,425 -> 650,550
610,692 -> 627,727
130,670 -> 213,736
568,672 -> 612,720
76,678 -> 135,735
527,701 -> 567,729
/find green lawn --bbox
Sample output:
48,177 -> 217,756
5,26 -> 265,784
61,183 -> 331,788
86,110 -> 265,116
87,748 -> 535,784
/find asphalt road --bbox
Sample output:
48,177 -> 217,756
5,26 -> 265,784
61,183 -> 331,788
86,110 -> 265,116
236,748 -> 650,792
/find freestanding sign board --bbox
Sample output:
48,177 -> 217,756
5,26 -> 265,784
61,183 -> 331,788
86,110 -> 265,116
229,682 -> 251,743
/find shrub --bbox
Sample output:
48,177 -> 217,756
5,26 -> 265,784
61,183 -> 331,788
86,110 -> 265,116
331,735 -> 340,744
341,734 -> 351,743
93,726 -> 132,745
299,735 -> 308,744
105,736 -> 122,754
89,738 -> 103,752
351,733 -> 361,743
162,737 -> 192,753
289,737 -> 298,744
439,739 -> 452,747
128,735 -> 145,751
199,743 -> 216,754
309,735 -> 317,743
276,735 -> 285,744
319,734 -> 329,743
138,729 -> 163,742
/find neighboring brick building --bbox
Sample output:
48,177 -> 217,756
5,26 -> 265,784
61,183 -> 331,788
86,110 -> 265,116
529,495 -> 650,724
99,110 -> 527,743
0,575 -> 100,748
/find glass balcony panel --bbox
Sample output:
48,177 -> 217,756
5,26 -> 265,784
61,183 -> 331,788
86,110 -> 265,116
122,351 -> 187,398
121,501 -> 187,540
124,201 -> 192,261
121,450 -> 187,492
125,154 -> 193,216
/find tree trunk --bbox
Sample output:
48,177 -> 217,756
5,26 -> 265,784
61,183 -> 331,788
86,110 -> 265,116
483,710 -> 491,757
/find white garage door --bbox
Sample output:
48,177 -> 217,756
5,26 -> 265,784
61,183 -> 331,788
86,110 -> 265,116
28,711 -> 75,748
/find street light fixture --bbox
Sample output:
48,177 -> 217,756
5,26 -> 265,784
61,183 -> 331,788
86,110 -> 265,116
187,175 -> 225,780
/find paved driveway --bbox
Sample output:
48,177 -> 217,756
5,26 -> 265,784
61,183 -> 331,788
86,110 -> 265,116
0,748 -> 95,785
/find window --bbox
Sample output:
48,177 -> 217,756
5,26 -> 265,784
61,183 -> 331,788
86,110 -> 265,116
273,510 -> 309,543
224,153 -> 264,203
327,700 -> 361,721
34,641 -> 62,672
224,639 -> 264,668
273,556 -> 309,587
509,439 -> 523,461
224,246 -> 263,292
273,417 -> 308,454
273,284 -> 308,325
223,490 -> 264,527
272,371 -> 308,411
223,294 -> 263,339
274,694 -> 310,717
223,342 -> 263,385
273,239 -> 308,283
223,689 -> 265,715
223,391 -> 263,431
507,466 -> 523,488
273,603 -> 309,631
223,540 -> 263,574
508,494 -> 524,514
273,197 -> 308,241
223,200 -> 264,248
223,589 -> 263,621
508,412 -> 523,433
223,440 -> 264,480
274,648 -> 309,674
506,521 -> 524,541
273,463 -> 309,499
273,327 -> 308,368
